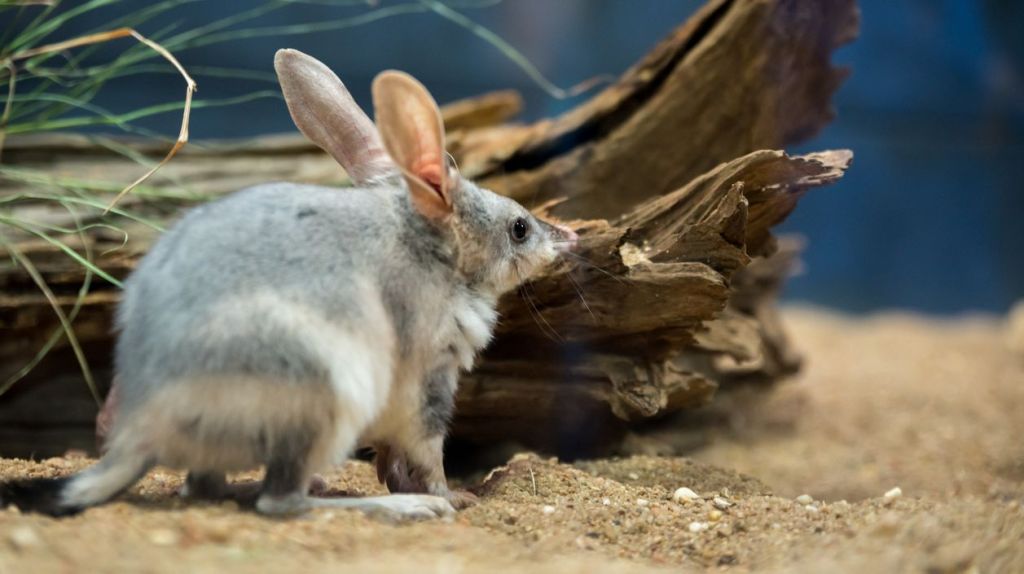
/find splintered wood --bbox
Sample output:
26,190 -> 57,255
0,0 -> 859,457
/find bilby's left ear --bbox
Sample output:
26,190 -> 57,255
372,70 -> 453,222
275,49 -> 396,185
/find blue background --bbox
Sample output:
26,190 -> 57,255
21,0 -> 1024,314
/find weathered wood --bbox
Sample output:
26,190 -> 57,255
440,90 -> 523,132
0,0 -> 859,457
458,151 -> 848,448
459,0 -> 860,218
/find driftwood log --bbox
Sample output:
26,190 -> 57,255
0,0 -> 859,458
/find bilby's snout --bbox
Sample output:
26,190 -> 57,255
552,223 -> 578,253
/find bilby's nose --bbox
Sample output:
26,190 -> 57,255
554,224 -> 578,253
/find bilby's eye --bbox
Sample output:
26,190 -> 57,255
510,217 -> 529,243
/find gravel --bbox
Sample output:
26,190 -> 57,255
0,308 -> 1021,573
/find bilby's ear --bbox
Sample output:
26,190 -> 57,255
372,70 -> 453,221
275,49 -> 396,184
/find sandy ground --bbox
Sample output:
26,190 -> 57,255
1,306 -> 1022,573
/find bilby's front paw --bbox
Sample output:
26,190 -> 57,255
374,443 -> 471,510
442,488 -> 479,510
375,445 -> 427,492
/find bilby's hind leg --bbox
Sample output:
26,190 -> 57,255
180,471 -> 263,502
180,470 -> 329,501
252,422 -> 320,515
180,471 -> 228,500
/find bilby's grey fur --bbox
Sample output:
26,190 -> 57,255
0,49 -> 576,519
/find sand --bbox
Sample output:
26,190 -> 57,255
1,306 -> 1022,573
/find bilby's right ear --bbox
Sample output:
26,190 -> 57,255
274,49 -> 396,185
373,70 -> 454,222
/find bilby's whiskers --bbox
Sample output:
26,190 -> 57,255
561,251 -> 627,284
514,259 -> 562,342
523,281 -> 563,342
565,270 -> 596,322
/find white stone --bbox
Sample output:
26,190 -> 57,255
8,527 -> 41,549
795,494 -> 814,505
542,505 -> 556,515
712,496 -> 733,509
883,487 -> 903,500
672,487 -> 700,503
688,521 -> 708,533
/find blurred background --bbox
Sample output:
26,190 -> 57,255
16,0 -> 1024,314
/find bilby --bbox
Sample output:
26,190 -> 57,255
0,50 -> 576,519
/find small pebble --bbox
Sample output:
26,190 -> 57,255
883,487 -> 902,500
795,494 -> 814,505
601,498 -> 611,506
542,505 -> 556,515
636,498 -> 649,507
688,521 -> 708,533
712,496 -> 733,510
804,505 -> 820,513
8,526 -> 41,550
672,487 -> 700,503
627,472 -> 639,480
708,509 -> 724,522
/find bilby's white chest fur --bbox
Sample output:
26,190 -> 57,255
359,288 -> 496,446
439,288 -> 498,372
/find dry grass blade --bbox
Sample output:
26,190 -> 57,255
0,203 -> 95,398
0,234 -> 101,405
2,27 -> 197,212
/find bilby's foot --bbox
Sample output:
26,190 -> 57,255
256,492 -> 455,520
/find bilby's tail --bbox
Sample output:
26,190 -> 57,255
0,450 -> 152,517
